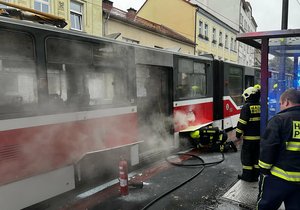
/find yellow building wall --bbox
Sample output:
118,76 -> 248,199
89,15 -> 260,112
107,20 -> 194,55
10,0 -> 102,36
196,14 -> 237,62
138,0 -> 196,42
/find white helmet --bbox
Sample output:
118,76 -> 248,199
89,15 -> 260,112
242,86 -> 258,101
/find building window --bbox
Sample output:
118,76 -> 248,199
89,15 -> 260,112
122,37 -> 139,44
240,15 -> 243,27
204,24 -> 208,40
70,1 -> 83,31
234,39 -> 237,51
230,37 -> 234,50
212,28 -> 216,44
219,31 -> 223,47
198,21 -> 203,38
34,0 -> 50,13
225,34 -> 228,49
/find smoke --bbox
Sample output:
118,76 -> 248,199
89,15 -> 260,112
138,112 -> 175,159
174,110 -> 196,130
0,35 -> 181,197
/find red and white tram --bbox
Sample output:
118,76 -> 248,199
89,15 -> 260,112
0,17 -> 259,209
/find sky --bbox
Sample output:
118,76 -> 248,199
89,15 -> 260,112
110,0 -> 300,31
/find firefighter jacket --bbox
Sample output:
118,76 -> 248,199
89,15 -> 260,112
236,101 -> 260,140
259,106 -> 300,182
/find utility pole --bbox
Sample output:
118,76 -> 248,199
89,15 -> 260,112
277,0 -> 289,114
281,0 -> 289,29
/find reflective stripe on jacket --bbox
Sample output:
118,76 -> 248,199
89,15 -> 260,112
259,106 -> 300,182
236,102 -> 260,140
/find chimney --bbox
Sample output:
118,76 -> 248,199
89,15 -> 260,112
103,0 -> 113,10
126,8 -> 137,19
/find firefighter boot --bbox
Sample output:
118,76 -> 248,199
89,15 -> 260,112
238,169 -> 256,182
223,141 -> 237,152
229,141 -> 238,152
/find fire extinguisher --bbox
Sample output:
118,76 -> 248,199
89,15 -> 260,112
119,158 -> 129,196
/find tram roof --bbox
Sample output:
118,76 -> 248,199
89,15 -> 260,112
0,16 -> 213,62
237,29 -> 300,57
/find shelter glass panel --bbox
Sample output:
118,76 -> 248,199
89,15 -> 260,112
268,37 -> 300,118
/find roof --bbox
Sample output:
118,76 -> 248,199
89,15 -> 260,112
138,0 -> 198,14
103,2 -> 195,46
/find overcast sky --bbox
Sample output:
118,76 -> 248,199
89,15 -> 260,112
110,0 -> 300,31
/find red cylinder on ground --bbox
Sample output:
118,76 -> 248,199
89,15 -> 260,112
119,159 -> 128,196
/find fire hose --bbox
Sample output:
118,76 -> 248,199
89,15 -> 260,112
141,152 -> 225,210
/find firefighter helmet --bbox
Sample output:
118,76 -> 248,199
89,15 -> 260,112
254,84 -> 261,90
190,130 -> 200,139
242,86 -> 259,101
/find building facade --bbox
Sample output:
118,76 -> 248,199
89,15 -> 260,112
190,0 -> 240,32
196,7 -> 238,62
137,0 -> 197,43
138,0 -> 238,62
191,0 -> 258,65
103,1 -> 195,54
0,0 -> 102,36
239,0 -> 258,67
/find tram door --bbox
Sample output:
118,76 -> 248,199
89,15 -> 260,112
136,65 -> 172,157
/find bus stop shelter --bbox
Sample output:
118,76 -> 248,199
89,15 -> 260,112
237,29 -> 300,133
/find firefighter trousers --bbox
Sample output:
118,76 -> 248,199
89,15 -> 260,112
240,140 -> 260,181
257,175 -> 300,210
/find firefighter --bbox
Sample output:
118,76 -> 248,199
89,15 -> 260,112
189,126 -> 237,153
257,89 -> 300,210
236,85 -> 261,182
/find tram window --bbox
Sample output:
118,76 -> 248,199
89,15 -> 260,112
227,67 -> 243,106
47,64 -> 94,110
46,38 -> 92,64
255,70 -> 261,84
46,38 -> 129,111
245,75 -> 254,89
0,30 -> 37,118
92,43 -> 129,105
0,30 -> 34,60
87,71 -> 114,105
177,59 -> 207,99
178,59 -> 193,73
